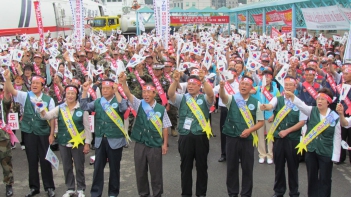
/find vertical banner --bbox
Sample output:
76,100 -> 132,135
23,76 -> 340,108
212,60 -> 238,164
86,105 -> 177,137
70,0 -> 84,47
8,113 -> 19,130
154,0 -> 169,49
89,115 -> 95,133
343,24 -> 351,63
33,1 -> 44,50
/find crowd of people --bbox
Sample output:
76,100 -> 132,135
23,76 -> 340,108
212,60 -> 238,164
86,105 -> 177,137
0,26 -> 350,197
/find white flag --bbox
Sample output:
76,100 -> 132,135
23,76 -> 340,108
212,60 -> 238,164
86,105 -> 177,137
45,147 -> 59,170
339,84 -> 351,101
126,54 -> 145,68
275,63 -> 290,89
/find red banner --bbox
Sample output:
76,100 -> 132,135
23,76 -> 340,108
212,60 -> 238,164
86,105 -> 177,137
252,9 -> 292,26
271,27 -> 281,38
238,14 -> 246,22
170,16 -> 229,24
252,14 -> 263,26
279,9 -> 292,26
281,26 -> 292,33
33,1 -> 44,50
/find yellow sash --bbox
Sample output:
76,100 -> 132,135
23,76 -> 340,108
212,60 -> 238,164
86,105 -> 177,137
150,114 -> 163,138
60,107 -> 85,148
102,100 -> 131,142
185,96 -> 212,139
266,101 -> 294,143
296,111 -> 339,155
234,94 -> 259,147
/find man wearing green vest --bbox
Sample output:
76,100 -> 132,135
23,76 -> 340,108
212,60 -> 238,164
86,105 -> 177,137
4,70 -> 56,197
80,79 -> 128,197
260,76 -> 307,197
119,73 -> 171,197
219,76 -> 264,197
168,69 -> 215,197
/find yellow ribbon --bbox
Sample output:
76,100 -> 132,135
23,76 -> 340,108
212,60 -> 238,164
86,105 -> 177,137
186,96 -> 212,139
237,104 -> 259,147
103,102 -> 131,142
60,107 -> 85,148
295,111 -> 338,155
150,114 -> 163,138
266,102 -> 293,143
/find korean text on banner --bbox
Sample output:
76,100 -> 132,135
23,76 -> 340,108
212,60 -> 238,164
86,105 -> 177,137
69,0 -> 84,46
170,16 -> 230,24
154,0 -> 170,50
33,1 -> 44,50
301,5 -> 350,30
8,113 -> 19,130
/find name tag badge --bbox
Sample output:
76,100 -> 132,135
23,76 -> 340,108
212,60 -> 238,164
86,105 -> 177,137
183,117 -> 193,130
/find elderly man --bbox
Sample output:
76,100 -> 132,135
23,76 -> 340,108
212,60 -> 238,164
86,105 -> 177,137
168,69 -> 215,197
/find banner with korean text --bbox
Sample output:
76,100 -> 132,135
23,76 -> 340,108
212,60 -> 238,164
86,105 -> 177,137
33,1 -> 44,50
69,0 -> 84,46
301,5 -> 350,30
170,16 -> 230,24
154,0 -> 170,50
252,9 -> 292,26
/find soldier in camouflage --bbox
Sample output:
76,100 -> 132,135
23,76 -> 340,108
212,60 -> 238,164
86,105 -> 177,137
0,84 -> 14,197
149,65 -> 170,105
163,58 -> 179,137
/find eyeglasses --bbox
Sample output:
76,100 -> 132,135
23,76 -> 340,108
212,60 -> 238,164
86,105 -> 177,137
79,55 -> 86,57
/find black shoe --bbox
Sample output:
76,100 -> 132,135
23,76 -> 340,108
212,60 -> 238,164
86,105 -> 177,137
47,188 -> 55,197
229,195 -> 238,197
6,185 -> 13,197
272,195 -> 283,197
25,189 -> 40,197
218,156 -> 226,162
334,161 -> 345,165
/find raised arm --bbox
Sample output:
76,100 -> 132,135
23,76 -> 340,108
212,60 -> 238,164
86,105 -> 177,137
3,70 -> 18,97
168,70 -> 180,103
199,69 -> 214,104
118,72 -> 134,104
219,81 -> 229,104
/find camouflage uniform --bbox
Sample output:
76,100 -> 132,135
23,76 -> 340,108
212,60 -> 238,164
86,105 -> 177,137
164,72 -> 179,136
0,98 -> 13,186
126,71 -> 153,134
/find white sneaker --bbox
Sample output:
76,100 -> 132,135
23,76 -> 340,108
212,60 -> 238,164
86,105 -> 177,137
21,145 -> 25,150
259,158 -> 265,164
77,190 -> 85,197
62,190 -> 75,197
267,158 -> 273,164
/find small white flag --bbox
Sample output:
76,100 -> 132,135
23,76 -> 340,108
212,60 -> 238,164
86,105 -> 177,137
45,147 -> 59,170
339,84 -> 351,101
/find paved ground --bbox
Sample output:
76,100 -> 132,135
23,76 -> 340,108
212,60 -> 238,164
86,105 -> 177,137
5,111 -> 351,197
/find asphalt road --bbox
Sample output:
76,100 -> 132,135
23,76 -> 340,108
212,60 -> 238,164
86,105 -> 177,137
6,111 -> 351,197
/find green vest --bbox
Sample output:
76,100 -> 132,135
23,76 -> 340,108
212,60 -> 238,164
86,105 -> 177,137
94,97 -> 124,139
222,95 -> 258,140
273,96 -> 302,141
306,107 -> 339,158
178,94 -> 210,135
57,105 -> 85,145
21,93 -> 52,135
131,101 -> 165,147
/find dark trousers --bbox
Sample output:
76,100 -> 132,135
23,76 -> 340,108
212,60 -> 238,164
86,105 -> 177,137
23,132 -> 55,191
219,106 -> 228,157
340,127 -> 351,163
178,133 -> 209,196
134,142 -> 163,197
91,138 -> 123,197
226,136 -> 254,197
305,152 -> 333,197
273,138 -> 300,197
59,145 -> 86,191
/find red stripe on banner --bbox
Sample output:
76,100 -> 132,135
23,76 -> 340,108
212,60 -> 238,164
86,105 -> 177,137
0,26 -> 72,36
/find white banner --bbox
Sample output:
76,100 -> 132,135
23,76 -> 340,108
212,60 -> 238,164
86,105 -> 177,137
301,5 -> 350,30
344,24 -> 351,63
70,0 -> 84,46
8,113 -> 19,130
154,0 -> 170,49
89,115 -> 94,133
